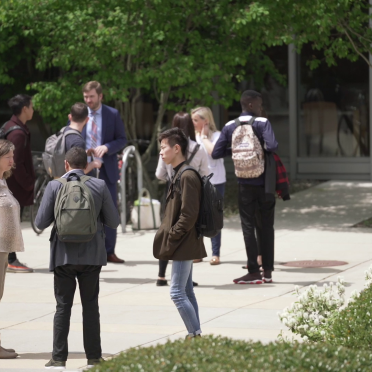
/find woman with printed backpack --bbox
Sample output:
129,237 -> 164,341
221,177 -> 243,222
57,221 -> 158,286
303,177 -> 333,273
191,107 -> 226,266
155,112 -> 209,286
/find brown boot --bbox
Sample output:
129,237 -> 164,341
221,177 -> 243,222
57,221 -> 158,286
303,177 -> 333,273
0,347 -> 17,359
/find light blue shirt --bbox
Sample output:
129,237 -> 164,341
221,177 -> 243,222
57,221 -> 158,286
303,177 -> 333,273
86,105 -> 103,162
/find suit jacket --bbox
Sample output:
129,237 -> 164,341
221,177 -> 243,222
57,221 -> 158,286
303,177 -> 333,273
4,115 -> 35,206
82,104 -> 127,184
34,169 -> 120,271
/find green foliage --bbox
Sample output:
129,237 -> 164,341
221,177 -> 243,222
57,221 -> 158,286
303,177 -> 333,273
326,284 -> 372,350
1,0 -> 371,132
0,0 -> 279,129
90,335 -> 372,372
0,0 -> 371,154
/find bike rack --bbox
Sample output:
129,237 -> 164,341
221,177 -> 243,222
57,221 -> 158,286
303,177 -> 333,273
120,145 -> 143,233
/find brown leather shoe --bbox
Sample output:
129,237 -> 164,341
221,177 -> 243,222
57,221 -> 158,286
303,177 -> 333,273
107,254 -> 125,263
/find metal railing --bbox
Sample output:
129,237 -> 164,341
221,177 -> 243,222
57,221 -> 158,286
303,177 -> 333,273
120,145 -> 143,233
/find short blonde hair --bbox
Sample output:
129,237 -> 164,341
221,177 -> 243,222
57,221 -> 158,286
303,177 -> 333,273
191,107 -> 217,134
0,140 -> 15,179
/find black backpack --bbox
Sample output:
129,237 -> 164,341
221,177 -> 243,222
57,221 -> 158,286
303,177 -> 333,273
0,121 -> 28,147
172,166 -> 224,238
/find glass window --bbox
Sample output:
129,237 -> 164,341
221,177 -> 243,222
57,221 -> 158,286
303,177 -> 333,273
298,45 -> 369,157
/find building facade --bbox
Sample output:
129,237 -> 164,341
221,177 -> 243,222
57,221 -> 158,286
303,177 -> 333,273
214,44 -> 371,181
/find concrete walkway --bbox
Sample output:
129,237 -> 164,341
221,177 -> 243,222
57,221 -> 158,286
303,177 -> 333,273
1,181 -> 372,371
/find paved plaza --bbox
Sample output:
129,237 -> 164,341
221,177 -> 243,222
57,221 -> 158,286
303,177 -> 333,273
1,181 -> 372,371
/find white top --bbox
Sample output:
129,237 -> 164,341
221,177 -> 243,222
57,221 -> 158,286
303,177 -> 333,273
155,138 -> 209,181
196,131 -> 226,185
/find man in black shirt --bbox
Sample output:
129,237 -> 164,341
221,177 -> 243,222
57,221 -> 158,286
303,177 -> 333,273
66,103 -> 101,174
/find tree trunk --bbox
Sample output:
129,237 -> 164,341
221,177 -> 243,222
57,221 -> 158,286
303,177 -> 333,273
141,88 -> 170,165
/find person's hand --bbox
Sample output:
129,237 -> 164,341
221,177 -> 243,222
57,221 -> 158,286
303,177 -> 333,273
201,123 -> 209,138
94,145 -> 108,158
86,148 -> 95,156
92,160 -> 102,169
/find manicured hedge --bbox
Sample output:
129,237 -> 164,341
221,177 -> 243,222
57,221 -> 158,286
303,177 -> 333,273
92,335 -> 372,372
327,285 -> 372,349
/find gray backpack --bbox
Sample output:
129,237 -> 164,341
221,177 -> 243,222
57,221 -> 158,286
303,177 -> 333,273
54,173 -> 97,243
42,127 -> 82,178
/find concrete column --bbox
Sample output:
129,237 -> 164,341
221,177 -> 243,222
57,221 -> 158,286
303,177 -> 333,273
369,0 -> 372,180
288,43 -> 298,179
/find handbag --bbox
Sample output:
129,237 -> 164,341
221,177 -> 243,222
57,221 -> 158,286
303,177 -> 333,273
131,188 -> 161,230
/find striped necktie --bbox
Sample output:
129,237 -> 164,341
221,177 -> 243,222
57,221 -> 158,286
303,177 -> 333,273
90,110 -> 98,149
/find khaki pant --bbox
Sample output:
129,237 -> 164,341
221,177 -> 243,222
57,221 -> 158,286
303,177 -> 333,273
0,252 -> 8,301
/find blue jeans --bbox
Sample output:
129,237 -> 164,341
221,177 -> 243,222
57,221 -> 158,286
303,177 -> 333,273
170,260 -> 201,336
211,183 -> 226,257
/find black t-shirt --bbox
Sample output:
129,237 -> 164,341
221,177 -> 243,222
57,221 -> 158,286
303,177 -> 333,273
64,128 -> 85,152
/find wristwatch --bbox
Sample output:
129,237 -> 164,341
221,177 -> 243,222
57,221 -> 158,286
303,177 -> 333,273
202,135 -> 208,139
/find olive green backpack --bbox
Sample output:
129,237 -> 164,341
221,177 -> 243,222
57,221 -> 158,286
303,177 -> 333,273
54,173 -> 97,243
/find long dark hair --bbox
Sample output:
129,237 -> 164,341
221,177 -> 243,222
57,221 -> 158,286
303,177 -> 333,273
172,112 -> 196,141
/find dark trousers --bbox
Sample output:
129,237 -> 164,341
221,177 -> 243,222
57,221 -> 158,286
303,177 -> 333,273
98,166 -> 117,255
53,264 -> 102,361
211,183 -> 226,256
159,259 -> 169,277
238,184 -> 275,273
103,181 -> 118,255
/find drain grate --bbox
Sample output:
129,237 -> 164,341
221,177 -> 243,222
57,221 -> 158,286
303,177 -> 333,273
281,260 -> 348,268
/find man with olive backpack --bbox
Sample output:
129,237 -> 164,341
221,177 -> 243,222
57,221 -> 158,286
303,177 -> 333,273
34,147 -> 119,369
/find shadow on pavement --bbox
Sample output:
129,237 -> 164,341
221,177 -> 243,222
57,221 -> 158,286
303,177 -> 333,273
100,277 -> 154,284
275,267 -> 343,274
17,351 -> 111,359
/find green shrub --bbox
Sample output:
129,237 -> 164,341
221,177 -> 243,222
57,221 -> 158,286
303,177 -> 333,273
326,285 -> 372,349
92,335 -> 372,372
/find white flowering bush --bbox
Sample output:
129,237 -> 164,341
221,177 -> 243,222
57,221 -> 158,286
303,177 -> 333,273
325,266 -> 372,349
278,277 -> 346,342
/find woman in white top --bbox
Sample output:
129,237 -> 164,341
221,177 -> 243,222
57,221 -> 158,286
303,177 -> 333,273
191,107 -> 226,265
0,140 -> 23,359
155,112 -> 209,286
155,113 -> 209,181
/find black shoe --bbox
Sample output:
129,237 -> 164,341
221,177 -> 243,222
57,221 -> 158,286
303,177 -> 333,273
156,279 -> 168,286
263,270 -> 273,283
193,281 -> 198,287
185,334 -> 202,340
45,358 -> 66,369
7,259 -> 34,273
87,358 -> 104,367
233,272 -> 263,284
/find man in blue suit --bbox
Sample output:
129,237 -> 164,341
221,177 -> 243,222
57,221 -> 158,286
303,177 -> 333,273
82,81 -> 127,263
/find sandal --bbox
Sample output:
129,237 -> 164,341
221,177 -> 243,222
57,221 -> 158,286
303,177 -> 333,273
210,256 -> 220,265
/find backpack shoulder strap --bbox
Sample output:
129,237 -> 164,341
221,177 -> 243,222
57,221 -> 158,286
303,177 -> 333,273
2,124 -> 28,148
55,178 -> 67,185
234,118 -> 241,127
80,175 -> 91,184
0,121 -> 9,131
172,165 -> 201,186
63,127 -> 83,138
186,144 -> 200,165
